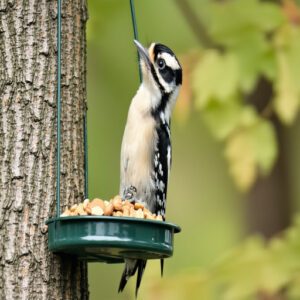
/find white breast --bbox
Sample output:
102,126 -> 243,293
120,84 -> 158,207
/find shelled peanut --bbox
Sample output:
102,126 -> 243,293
61,195 -> 163,221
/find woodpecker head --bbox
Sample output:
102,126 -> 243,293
134,40 -> 182,117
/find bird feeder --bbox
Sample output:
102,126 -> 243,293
46,0 -> 181,263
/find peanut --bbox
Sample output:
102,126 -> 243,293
129,206 -> 136,217
144,211 -> 155,220
113,211 -> 123,217
91,206 -> 104,216
134,202 -> 144,210
123,200 -> 133,208
156,215 -> 163,221
77,204 -> 87,216
60,194 -> 164,222
61,209 -> 70,217
85,206 -> 92,215
134,208 -> 144,219
104,203 -> 114,216
89,198 -> 105,210
122,206 -> 130,217
70,204 -> 78,212
83,199 -> 89,210
112,197 -> 123,211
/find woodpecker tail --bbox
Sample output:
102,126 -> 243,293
118,259 -> 147,297
160,259 -> 164,277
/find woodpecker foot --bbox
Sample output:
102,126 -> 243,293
124,185 -> 137,202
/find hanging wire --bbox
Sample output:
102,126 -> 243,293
56,0 -> 62,217
129,0 -> 142,82
84,114 -> 88,199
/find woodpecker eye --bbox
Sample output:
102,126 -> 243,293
157,59 -> 166,69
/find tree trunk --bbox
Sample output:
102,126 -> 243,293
245,80 -> 290,300
245,78 -> 291,239
0,0 -> 89,299
246,123 -> 291,239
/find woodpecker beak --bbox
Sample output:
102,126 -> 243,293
134,40 -> 151,69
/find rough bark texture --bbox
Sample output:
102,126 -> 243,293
0,0 -> 89,299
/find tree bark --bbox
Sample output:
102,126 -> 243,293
0,0 -> 89,299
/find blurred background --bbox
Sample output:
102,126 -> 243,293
87,1 -> 300,299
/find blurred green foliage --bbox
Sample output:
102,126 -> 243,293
86,0 -> 300,299
144,216 -> 300,300
190,0 -> 300,191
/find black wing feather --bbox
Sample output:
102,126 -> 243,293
154,122 -> 171,278
154,122 -> 171,217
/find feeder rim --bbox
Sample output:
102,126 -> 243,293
46,216 -> 181,233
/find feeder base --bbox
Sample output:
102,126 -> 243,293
46,216 -> 181,263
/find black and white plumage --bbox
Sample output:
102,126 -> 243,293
119,40 -> 182,296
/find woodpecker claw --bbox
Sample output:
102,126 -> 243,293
124,185 -> 137,201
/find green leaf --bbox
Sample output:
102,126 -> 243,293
260,48 -> 277,81
208,0 -> 283,46
231,30 -> 269,92
255,1 -> 285,31
203,104 -> 276,191
225,128 -> 256,191
252,120 -> 278,175
274,50 -> 300,124
193,50 -> 239,108
202,101 -> 259,141
274,25 -> 300,124
205,0 -> 283,94
239,107 -> 258,127
225,119 -> 277,191
202,99 -> 242,140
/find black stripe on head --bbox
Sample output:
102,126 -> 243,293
153,43 -> 176,60
150,61 -> 171,119
150,64 -> 165,93
159,66 -> 174,84
150,61 -> 172,119
175,69 -> 182,85
152,43 -> 182,86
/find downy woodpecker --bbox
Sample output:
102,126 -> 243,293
119,40 -> 182,296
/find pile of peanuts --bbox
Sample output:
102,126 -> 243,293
61,195 -> 163,221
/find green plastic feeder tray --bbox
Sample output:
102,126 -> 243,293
46,216 -> 181,263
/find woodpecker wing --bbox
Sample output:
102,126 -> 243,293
154,121 -> 171,218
